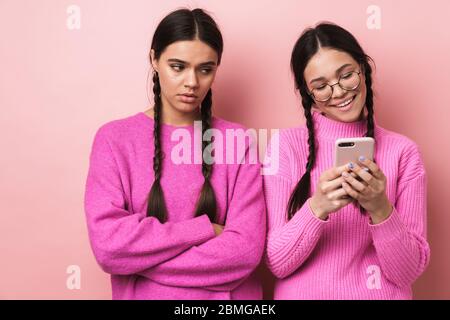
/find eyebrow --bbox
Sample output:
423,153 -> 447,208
309,63 -> 353,84
167,58 -> 217,67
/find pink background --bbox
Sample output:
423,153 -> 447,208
1,0 -> 449,299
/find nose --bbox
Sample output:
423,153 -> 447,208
331,83 -> 346,99
184,69 -> 199,90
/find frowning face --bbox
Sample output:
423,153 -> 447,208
151,39 -> 219,118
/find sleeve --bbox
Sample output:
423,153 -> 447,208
264,130 -> 329,279
369,142 -> 431,288
138,135 -> 267,292
84,126 -> 216,275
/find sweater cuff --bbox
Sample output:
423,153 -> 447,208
186,214 -> 216,244
290,198 -> 329,238
368,207 -> 407,243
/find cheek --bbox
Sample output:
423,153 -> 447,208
199,75 -> 215,91
159,73 -> 181,95
356,83 -> 367,108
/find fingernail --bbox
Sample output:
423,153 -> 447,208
359,156 -> 366,162
363,167 -> 370,172
348,162 -> 354,169
342,171 -> 349,177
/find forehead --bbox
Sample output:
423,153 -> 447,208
304,48 -> 358,80
160,39 -> 218,64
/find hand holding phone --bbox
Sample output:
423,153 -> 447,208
309,164 -> 355,220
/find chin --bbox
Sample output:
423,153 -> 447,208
173,102 -> 201,114
323,106 -> 362,123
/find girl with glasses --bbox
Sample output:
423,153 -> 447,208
84,8 -> 266,300
264,23 -> 430,299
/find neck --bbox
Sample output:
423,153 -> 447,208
146,103 -> 202,127
162,107 -> 201,126
312,110 -> 370,140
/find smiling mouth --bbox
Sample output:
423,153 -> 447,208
334,96 -> 355,108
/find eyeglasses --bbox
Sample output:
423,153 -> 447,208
308,70 -> 362,102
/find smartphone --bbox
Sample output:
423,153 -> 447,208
334,137 -> 374,167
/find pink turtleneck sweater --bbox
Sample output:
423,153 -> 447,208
264,111 -> 430,299
84,112 -> 266,300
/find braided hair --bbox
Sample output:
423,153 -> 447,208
146,8 -> 223,223
288,22 -> 375,219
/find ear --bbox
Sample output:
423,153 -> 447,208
150,49 -> 158,72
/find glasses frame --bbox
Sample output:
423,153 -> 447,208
309,70 -> 362,102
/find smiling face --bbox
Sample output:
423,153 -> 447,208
304,48 -> 367,122
151,39 -> 219,119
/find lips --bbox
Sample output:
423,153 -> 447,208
178,93 -> 198,104
330,95 -> 356,112
333,95 -> 355,108
180,93 -> 198,98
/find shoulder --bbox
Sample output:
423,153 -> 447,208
270,125 -> 308,159
375,125 -> 426,178
211,116 -> 248,131
279,125 -> 308,144
93,112 -> 144,144
211,116 -> 258,148
375,125 -> 422,155
263,124 -> 308,178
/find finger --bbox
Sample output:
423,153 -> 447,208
348,171 -> 364,183
341,181 -> 360,200
331,197 -> 353,208
357,156 -> 384,179
321,176 -> 346,193
321,164 -> 350,182
341,171 -> 367,192
348,162 -> 377,187
327,186 -> 348,200
321,171 -> 362,194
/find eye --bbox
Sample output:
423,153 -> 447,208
200,67 -> 213,74
315,84 -> 327,91
341,72 -> 353,79
170,64 -> 184,72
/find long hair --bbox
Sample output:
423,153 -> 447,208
288,22 -> 375,219
147,8 -> 223,223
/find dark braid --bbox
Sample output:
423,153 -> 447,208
194,89 -> 217,222
146,71 -> 169,222
287,88 -> 316,219
364,62 -> 375,138
146,8 -> 222,223
360,61 -> 375,215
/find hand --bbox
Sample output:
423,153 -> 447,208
310,164 -> 354,220
212,223 -> 224,236
341,156 -> 393,224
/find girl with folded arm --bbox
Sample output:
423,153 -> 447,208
84,8 -> 266,300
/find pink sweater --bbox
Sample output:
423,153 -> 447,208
264,111 -> 430,299
84,112 -> 266,300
